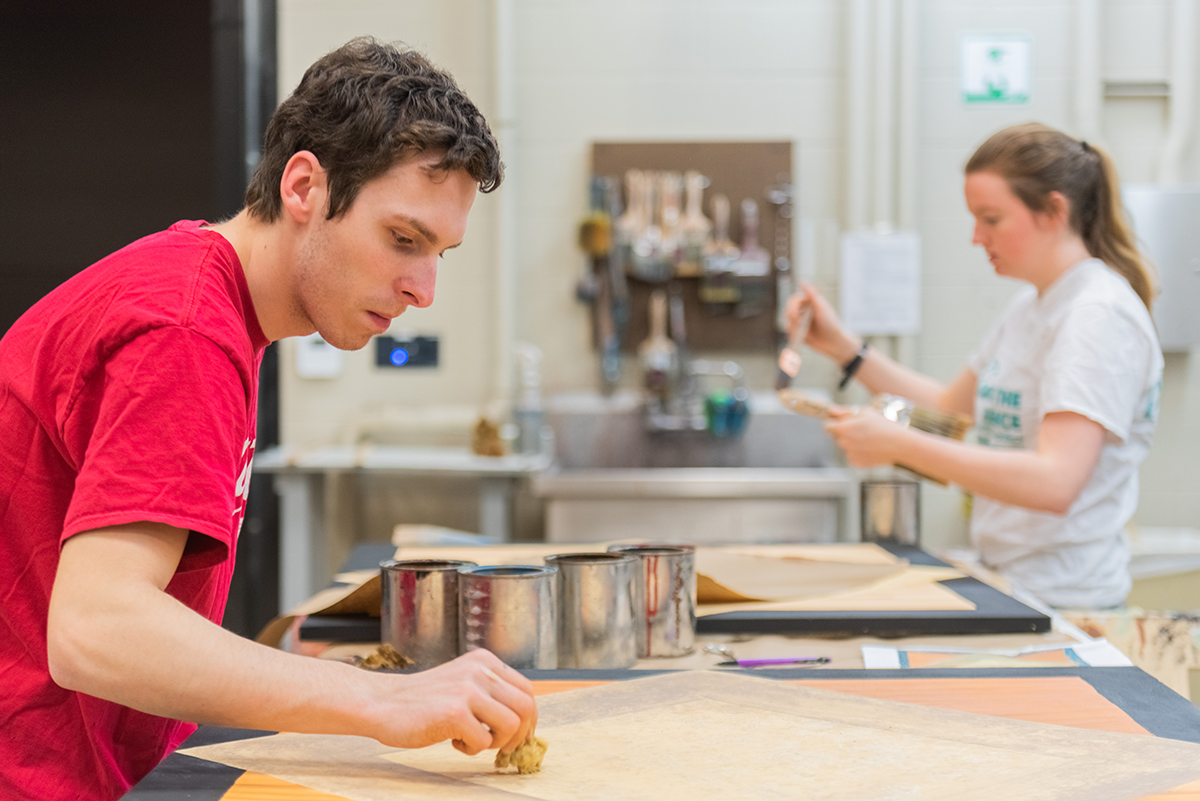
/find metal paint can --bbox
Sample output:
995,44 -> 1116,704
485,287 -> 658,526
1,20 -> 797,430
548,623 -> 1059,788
458,564 -> 558,669
607,544 -> 696,658
379,559 -> 476,670
861,478 -> 920,547
544,552 -> 638,669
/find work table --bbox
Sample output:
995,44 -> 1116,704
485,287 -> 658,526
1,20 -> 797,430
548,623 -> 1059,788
124,666 -> 1200,800
124,541 -> 1200,799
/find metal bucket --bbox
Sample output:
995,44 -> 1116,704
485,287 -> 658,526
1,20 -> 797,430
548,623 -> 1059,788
380,559 -> 476,669
861,479 -> 920,546
458,565 -> 558,669
607,544 -> 696,658
544,553 -> 638,669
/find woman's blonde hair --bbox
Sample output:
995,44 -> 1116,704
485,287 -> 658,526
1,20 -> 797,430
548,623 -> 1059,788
965,122 -> 1156,310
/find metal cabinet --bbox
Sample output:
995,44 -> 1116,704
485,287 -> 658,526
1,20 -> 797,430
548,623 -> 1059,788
1123,185 -> 1200,351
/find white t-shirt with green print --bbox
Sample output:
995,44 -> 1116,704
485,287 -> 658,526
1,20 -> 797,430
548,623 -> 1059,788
966,258 -> 1163,609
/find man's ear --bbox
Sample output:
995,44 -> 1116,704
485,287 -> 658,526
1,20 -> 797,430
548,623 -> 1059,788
279,151 -> 327,223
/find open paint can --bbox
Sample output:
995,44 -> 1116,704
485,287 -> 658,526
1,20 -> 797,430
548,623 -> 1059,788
607,544 -> 696,658
458,564 -> 558,669
544,552 -> 638,668
380,559 -> 476,670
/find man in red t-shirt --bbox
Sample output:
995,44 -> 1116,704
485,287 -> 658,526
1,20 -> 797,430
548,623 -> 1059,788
0,38 -> 535,801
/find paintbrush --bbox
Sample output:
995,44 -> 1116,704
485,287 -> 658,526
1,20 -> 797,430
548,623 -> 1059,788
774,296 -> 811,391
776,389 -> 973,485
872,394 -> 973,441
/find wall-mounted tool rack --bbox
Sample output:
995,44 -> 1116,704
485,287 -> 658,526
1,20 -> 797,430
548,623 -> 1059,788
590,141 -> 793,353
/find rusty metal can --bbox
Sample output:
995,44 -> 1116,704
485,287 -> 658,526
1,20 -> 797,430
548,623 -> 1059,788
606,544 -> 696,657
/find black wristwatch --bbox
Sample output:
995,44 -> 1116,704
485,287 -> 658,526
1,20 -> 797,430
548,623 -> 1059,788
838,342 -> 869,390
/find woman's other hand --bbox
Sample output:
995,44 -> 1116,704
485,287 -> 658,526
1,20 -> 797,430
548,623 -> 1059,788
823,406 -> 907,468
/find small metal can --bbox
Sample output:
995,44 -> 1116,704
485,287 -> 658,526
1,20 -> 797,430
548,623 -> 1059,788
459,565 -> 558,669
544,553 -> 638,669
861,478 -> 920,546
607,544 -> 696,658
380,559 -> 476,670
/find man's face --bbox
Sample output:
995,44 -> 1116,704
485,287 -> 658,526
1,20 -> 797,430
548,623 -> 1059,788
292,152 -> 477,350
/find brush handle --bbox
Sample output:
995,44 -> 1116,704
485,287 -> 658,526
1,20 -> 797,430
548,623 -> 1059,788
774,300 -> 812,391
776,389 -> 832,419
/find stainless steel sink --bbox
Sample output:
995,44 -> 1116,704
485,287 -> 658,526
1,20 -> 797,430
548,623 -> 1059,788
536,391 -> 855,544
545,390 -> 835,469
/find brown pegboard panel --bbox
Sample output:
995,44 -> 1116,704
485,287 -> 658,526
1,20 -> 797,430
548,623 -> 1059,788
591,141 -> 792,353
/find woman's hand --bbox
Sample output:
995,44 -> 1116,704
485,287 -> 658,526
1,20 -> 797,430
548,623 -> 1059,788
786,283 -> 861,365
823,406 -> 909,468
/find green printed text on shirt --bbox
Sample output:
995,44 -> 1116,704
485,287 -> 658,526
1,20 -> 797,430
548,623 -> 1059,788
976,364 -> 1024,448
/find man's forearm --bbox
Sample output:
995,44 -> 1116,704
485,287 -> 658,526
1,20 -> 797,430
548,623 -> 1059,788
49,553 -> 376,735
47,524 -> 536,754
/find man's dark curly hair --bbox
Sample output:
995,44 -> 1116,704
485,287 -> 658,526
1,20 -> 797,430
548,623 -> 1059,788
244,37 -> 503,221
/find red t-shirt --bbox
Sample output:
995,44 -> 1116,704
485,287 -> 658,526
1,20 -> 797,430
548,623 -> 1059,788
0,220 -> 268,800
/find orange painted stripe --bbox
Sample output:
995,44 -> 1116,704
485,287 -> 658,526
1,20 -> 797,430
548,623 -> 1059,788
903,650 -> 1076,669
789,676 -> 1151,736
530,676 -> 1149,735
532,680 -> 609,696
222,771 -> 351,800
1139,778 -> 1200,799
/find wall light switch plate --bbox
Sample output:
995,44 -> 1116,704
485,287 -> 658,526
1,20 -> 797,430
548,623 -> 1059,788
375,334 -> 439,368
295,332 -> 344,379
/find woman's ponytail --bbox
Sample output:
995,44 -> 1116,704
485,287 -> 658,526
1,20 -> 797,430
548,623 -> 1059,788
1084,144 -> 1157,310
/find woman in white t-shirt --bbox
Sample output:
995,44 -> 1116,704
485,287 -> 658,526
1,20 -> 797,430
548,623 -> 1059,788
790,122 -> 1163,608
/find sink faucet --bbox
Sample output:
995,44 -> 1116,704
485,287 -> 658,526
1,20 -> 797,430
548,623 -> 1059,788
645,358 -> 749,436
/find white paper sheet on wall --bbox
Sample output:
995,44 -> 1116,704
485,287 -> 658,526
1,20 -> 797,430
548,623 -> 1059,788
839,231 -> 922,336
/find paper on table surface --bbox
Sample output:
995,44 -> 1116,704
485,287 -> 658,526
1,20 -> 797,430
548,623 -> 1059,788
714,542 -> 901,564
399,543 -> 916,604
694,549 -> 907,602
182,671 -> 1200,801
862,639 -> 1133,670
699,565 -> 972,615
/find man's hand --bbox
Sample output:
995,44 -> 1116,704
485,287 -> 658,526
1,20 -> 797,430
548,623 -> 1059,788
367,650 -> 537,756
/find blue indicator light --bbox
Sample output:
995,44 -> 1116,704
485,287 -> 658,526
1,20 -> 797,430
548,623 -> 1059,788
389,348 -> 410,366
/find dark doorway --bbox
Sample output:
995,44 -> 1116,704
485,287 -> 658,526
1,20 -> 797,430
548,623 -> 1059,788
0,0 -> 216,331
0,0 -> 280,638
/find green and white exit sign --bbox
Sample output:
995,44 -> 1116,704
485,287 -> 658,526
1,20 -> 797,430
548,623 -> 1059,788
961,33 -> 1032,105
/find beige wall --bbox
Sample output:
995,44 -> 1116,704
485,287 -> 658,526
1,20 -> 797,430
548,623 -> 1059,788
277,0 -> 1198,549
278,0 -> 502,450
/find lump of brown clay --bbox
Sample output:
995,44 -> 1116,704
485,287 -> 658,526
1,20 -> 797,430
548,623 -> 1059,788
494,736 -> 548,774
357,644 -> 413,671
